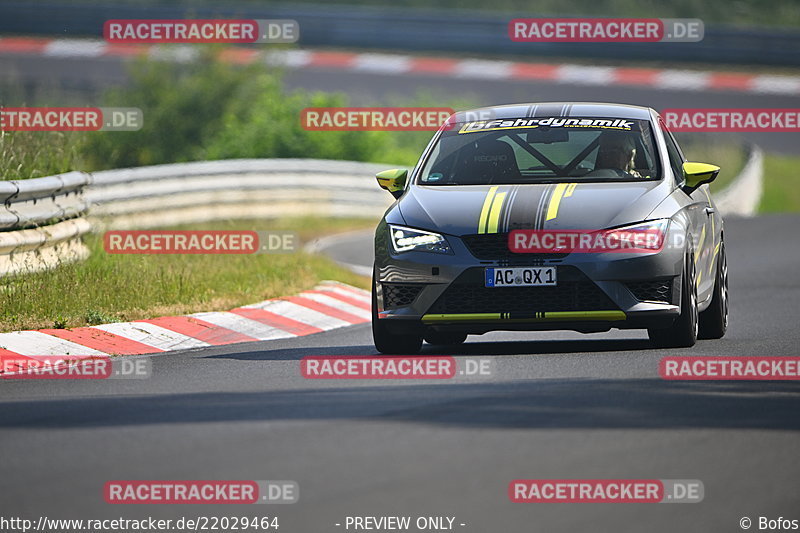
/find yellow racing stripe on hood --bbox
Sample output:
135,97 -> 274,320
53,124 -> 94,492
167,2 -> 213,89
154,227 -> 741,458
478,186 -> 498,234
487,192 -> 507,233
545,183 -> 574,221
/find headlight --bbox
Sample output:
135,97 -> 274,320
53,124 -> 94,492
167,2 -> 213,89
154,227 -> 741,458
389,225 -> 452,254
602,219 -> 670,251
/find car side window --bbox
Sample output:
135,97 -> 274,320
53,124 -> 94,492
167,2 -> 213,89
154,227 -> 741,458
659,119 -> 685,185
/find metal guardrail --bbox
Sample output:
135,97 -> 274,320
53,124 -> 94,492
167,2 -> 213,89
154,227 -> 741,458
0,171 -> 90,230
713,145 -> 763,217
87,159 -> 394,229
0,159 -> 394,275
1,2 -> 799,66
0,153 -> 762,276
0,172 -> 92,276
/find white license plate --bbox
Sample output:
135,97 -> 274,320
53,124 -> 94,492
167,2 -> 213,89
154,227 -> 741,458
485,267 -> 557,288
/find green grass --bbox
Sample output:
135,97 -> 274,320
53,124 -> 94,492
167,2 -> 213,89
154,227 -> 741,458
760,153 -> 800,212
166,216 -> 377,243
3,51 -> 451,178
672,143 -> 800,213
0,130 -> 86,181
0,216 -> 374,332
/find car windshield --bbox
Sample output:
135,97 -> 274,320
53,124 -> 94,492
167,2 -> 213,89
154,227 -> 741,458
418,117 -> 661,185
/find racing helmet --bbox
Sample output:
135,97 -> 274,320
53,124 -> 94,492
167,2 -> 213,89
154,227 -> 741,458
595,130 -> 637,172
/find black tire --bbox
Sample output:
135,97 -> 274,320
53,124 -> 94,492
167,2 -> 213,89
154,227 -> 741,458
424,332 -> 468,346
648,252 -> 698,348
372,270 -> 422,355
698,241 -> 729,339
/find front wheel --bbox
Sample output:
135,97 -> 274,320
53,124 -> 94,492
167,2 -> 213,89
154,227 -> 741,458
372,270 -> 422,355
648,252 -> 698,348
698,241 -> 728,339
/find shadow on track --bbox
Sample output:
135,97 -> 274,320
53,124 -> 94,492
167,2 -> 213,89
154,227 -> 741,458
3,378 -> 799,431
207,337 -> 655,361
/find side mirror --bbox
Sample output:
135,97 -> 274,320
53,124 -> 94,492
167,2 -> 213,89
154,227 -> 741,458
682,162 -> 720,193
376,169 -> 408,199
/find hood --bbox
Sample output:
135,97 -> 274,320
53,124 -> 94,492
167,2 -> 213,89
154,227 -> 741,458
397,181 -> 668,236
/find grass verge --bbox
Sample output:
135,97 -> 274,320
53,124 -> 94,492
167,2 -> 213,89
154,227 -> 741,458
760,153 -> 800,213
0,131 -> 85,181
0,216 -> 374,332
677,136 -> 747,192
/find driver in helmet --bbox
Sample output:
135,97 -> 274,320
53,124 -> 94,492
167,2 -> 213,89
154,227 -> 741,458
595,130 -> 644,179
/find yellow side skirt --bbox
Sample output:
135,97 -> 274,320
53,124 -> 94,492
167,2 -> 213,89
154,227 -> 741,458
422,311 -> 626,323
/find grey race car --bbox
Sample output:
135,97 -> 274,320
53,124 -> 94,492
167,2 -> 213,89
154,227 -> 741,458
372,103 -> 728,354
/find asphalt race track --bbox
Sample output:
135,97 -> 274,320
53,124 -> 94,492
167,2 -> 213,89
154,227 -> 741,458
284,68 -> 800,156
1,215 -> 799,532
2,51 -> 800,154
2,43 -> 800,532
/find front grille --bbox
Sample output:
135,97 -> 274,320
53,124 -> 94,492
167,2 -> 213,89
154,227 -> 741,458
428,267 -> 617,314
383,283 -> 424,308
626,279 -> 673,303
462,233 -> 568,261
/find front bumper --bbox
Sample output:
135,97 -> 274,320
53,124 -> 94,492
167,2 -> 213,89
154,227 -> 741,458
375,227 -> 684,334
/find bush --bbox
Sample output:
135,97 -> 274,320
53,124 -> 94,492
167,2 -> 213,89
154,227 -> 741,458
82,49 -> 439,169
83,49 -> 266,168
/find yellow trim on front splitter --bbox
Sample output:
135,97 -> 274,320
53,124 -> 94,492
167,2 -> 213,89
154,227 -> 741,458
422,310 -> 626,323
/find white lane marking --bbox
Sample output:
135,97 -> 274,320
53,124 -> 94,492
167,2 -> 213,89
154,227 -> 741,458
655,69 -> 711,90
7,38 -> 791,97
316,285 -> 371,304
44,39 -> 107,57
454,60 -> 513,79
246,300 -> 351,330
297,292 -> 371,320
265,49 -> 312,68
555,65 -> 617,85
0,331 -> 106,356
750,75 -> 800,94
190,312 -> 295,341
148,45 -> 198,63
353,53 -> 412,73
319,281 -> 370,295
94,322 -> 208,351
